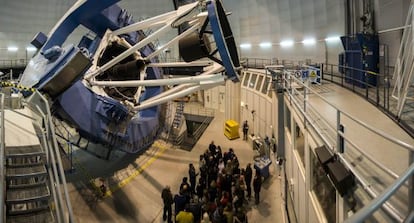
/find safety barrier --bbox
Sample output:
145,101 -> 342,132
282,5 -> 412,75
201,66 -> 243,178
280,68 -> 414,222
321,63 -> 414,139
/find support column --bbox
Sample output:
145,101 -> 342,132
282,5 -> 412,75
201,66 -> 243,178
225,80 -> 241,123
409,151 -> 414,219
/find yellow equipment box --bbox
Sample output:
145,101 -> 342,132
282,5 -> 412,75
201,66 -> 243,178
224,119 -> 240,140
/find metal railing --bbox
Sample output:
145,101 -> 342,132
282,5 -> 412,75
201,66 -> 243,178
1,90 -> 75,223
0,93 -> 5,223
0,59 -> 28,69
344,162 -> 414,223
321,63 -> 414,139
282,70 -> 414,222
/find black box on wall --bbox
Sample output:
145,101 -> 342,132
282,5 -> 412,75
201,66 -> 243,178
327,160 -> 354,197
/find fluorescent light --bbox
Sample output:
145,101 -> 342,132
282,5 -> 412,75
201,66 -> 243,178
240,43 -> 252,49
26,46 -> 37,52
302,38 -> 316,45
259,42 -> 272,48
325,36 -> 341,42
7,46 -> 18,52
280,40 -> 294,47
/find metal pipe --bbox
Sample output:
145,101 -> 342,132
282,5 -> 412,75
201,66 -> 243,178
37,91 -> 75,223
111,10 -> 176,36
288,71 -> 414,152
85,23 -> 173,80
47,139 -> 66,223
147,61 -> 212,67
144,21 -> 201,61
378,25 -> 412,34
0,93 -> 5,223
134,78 -> 224,111
35,107 -> 65,223
91,73 -> 224,87
338,131 -> 400,180
344,162 -> 414,223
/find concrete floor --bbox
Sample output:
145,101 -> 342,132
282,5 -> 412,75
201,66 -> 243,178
66,109 -> 284,223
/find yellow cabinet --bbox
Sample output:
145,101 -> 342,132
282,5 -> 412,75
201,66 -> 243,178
224,119 -> 240,140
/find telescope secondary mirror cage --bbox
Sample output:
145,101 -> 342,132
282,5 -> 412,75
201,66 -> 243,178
85,0 -> 241,112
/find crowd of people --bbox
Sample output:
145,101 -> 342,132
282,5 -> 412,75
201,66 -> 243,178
161,141 -> 264,223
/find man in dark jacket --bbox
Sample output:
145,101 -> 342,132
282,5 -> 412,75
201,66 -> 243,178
244,163 -> 253,199
242,120 -> 249,140
161,185 -> 173,223
253,172 -> 263,205
189,163 -> 198,195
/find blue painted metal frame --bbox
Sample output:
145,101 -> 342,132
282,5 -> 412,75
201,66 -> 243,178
207,0 -> 240,82
20,0 -> 162,153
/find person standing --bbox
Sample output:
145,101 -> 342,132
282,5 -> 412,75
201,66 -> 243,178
161,185 -> 173,223
253,172 -> 263,205
242,121 -> 249,140
244,163 -> 253,199
189,163 -> 198,195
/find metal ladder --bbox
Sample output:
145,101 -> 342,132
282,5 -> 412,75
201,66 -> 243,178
170,101 -> 185,144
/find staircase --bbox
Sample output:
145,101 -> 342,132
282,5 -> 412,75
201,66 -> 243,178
180,116 -> 214,151
0,90 -> 74,223
169,101 -> 185,144
5,145 -> 54,223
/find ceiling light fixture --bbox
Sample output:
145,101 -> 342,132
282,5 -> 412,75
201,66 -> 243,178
259,42 -> 272,48
26,46 -> 37,52
280,40 -> 294,47
325,36 -> 341,42
7,46 -> 18,52
240,43 -> 252,49
302,38 -> 316,45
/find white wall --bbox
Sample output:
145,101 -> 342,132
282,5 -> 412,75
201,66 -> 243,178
204,85 -> 225,111
240,69 -> 274,138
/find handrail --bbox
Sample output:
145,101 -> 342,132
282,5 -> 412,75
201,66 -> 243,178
36,91 -> 75,223
344,162 -> 414,223
261,66 -> 414,221
288,71 -> 414,152
192,115 -> 211,140
322,63 -> 414,139
16,91 -> 75,223
283,71 -> 408,221
0,93 -> 5,223
33,106 -> 65,223
288,88 -> 404,220
338,131 -> 400,180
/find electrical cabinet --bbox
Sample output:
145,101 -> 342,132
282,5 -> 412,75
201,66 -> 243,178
340,33 -> 379,88
224,119 -> 240,140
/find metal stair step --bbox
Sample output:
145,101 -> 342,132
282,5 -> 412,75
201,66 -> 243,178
6,186 -> 50,203
6,210 -> 54,223
7,156 -> 45,167
7,200 -> 50,215
6,165 -> 47,178
5,145 -> 44,157
7,178 -> 47,189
